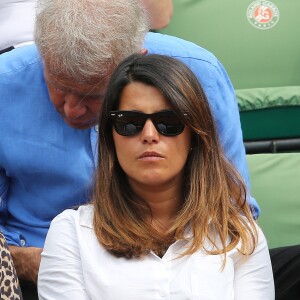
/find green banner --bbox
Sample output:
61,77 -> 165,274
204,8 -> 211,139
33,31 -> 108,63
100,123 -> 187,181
161,0 -> 300,89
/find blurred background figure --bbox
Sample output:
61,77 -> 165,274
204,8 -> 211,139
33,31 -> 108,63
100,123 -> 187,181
140,0 -> 173,29
0,0 -> 36,54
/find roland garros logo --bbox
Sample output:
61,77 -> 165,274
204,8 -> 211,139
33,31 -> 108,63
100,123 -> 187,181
247,1 -> 279,30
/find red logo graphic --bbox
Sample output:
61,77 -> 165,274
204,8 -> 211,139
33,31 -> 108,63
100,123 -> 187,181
254,5 -> 273,23
247,1 -> 279,30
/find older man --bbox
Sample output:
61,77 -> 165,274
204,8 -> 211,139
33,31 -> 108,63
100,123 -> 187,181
0,0 -> 258,298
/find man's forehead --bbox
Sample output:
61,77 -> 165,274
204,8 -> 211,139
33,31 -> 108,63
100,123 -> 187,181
45,67 -> 108,94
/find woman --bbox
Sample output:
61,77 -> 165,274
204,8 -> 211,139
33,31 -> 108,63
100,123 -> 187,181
38,54 -> 274,299
0,231 -> 23,299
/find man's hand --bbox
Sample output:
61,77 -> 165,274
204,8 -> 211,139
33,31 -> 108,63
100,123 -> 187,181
9,246 -> 43,284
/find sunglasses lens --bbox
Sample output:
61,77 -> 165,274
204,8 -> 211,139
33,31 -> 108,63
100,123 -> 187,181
112,112 -> 144,136
154,111 -> 184,136
115,122 -> 142,136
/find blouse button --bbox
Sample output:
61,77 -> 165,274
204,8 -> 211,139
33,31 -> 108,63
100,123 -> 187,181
159,291 -> 166,298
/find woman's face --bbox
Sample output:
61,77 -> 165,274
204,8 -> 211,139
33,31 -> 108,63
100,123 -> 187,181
112,81 -> 191,190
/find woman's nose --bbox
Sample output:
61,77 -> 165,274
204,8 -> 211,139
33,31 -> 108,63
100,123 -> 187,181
140,119 -> 160,143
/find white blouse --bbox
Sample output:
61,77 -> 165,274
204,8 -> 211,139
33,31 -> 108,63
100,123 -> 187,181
38,205 -> 274,300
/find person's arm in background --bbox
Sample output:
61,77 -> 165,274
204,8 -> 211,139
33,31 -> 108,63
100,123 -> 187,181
140,0 -> 173,29
198,59 -> 260,218
207,60 -> 260,218
0,168 -> 42,284
9,246 -> 42,284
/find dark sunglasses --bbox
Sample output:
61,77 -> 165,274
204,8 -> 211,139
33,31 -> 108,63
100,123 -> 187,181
109,110 -> 186,136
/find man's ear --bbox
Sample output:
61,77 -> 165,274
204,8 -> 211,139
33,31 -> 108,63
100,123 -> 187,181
139,48 -> 148,55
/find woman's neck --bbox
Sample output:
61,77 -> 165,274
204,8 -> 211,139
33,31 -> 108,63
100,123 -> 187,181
129,180 -> 182,232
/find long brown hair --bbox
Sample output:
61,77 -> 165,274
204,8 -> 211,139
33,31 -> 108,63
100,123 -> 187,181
93,54 -> 257,261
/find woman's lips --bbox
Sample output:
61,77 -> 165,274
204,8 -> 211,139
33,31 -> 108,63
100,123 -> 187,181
139,151 -> 164,161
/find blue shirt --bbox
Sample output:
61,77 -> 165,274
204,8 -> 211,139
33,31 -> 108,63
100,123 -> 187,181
0,32 -> 259,248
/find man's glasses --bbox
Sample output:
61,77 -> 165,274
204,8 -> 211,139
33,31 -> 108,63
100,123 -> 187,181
109,110 -> 186,137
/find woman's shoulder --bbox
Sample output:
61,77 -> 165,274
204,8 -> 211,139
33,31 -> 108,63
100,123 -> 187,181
45,205 -> 96,251
50,204 -> 94,229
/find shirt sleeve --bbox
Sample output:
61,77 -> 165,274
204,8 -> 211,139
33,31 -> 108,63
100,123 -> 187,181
38,210 -> 90,300
0,167 -> 9,219
0,167 -> 26,246
189,59 -> 259,218
0,168 -> 14,243
233,225 -> 275,299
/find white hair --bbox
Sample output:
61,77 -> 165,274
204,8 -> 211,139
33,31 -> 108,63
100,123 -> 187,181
35,0 -> 149,82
